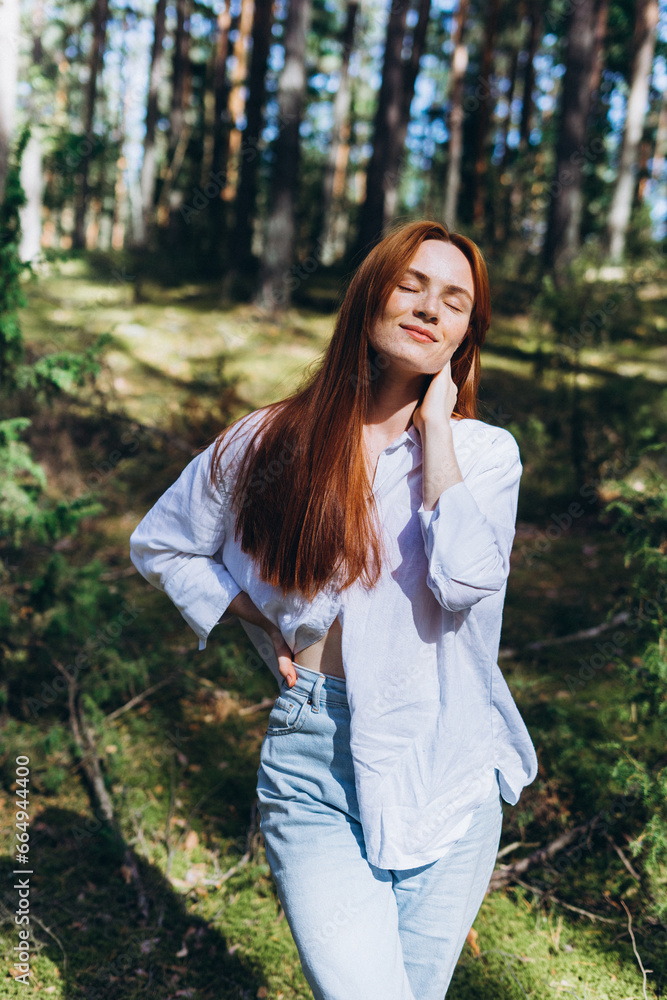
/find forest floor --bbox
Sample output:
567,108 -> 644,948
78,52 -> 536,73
2,253 -> 665,998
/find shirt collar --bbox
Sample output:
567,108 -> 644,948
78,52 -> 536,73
386,419 -> 465,452
382,424 -> 421,454
406,424 -> 421,448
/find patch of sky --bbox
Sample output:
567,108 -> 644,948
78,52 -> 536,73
654,55 -> 667,91
536,94 -> 555,113
189,11 -> 210,37
507,127 -> 521,149
432,119 -> 449,144
269,42 -> 284,72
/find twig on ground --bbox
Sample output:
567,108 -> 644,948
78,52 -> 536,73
604,831 -> 642,881
164,754 -> 177,880
105,669 -> 182,721
218,850 -> 251,885
53,659 -> 150,922
32,916 -> 68,970
621,900 -> 651,1000
509,878 -> 623,925
490,813 -> 603,890
238,696 -> 275,716
500,611 -> 630,658
496,840 -> 541,859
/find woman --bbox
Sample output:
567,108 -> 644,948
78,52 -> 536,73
130,219 -> 538,1000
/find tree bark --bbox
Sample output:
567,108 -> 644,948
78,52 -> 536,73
394,0 -> 431,219
519,0 -> 541,148
318,0 -> 359,266
254,0 -> 312,312
542,0 -> 605,272
355,0 -> 432,255
73,0 -> 110,249
167,0 -> 192,165
19,0 -> 46,259
649,91 -> 667,184
471,0 -> 500,225
443,0 -> 470,227
0,0 -> 20,206
499,9 -> 523,173
137,0 -> 168,247
19,130 -> 44,262
223,0 -> 273,291
222,0 -> 255,201
210,1 -> 232,188
606,0 -> 659,261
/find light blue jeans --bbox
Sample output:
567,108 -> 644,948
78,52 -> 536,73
256,664 -> 503,1000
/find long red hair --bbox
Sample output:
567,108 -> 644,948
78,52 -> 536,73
210,220 -> 491,598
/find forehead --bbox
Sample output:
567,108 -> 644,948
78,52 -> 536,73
404,240 -> 475,294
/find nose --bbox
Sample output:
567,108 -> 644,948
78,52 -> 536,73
414,290 -> 440,324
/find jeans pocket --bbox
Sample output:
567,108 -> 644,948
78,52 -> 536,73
265,690 -> 309,736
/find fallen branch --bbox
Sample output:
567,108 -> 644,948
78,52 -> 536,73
500,611 -> 630,658
508,878 -> 622,925
489,813 -> 602,890
496,840 -> 541,860
53,659 -> 150,922
604,831 -> 642,881
621,900 -> 651,1000
105,669 -> 182,721
238,696 -> 275,716
32,916 -> 68,970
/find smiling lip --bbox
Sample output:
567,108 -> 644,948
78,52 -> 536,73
400,324 -> 437,343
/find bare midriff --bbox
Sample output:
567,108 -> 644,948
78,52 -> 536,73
292,614 -> 345,680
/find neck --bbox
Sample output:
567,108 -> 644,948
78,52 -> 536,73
365,370 -> 429,439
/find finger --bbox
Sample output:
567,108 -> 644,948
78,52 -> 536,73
278,655 -> 297,687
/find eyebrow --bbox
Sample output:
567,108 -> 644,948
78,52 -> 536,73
403,268 -> 474,304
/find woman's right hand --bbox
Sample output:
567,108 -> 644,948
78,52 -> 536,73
226,591 -> 298,688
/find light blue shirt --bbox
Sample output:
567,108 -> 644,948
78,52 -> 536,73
129,408 -> 538,868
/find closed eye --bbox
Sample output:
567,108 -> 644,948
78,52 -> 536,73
446,302 -> 463,313
398,284 -> 418,292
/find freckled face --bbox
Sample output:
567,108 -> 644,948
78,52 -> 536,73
368,240 -> 475,376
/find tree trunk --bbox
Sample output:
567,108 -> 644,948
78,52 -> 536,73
318,0 -> 359,266
606,0 -> 659,261
392,0 -> 431,222
138,0 -> 168,248
19,130 -> 44,262
355,0 -> 432,255
0,0 -> 20,206
18,0 -> 47,259
519,0 -> 541,147
222,0 -> 255,201
497,10 -> 525,245
443,0 -> 470,227
542,0 -> 605,272
590,0 -> 610,96
167,0 -> 192,164
499,8 -> 523,173
209,1 -> 232,187
650,91 -> 667,184
223,0 -> 273,292
471,0 -> 500,225
73,0 -> 110,249
254,0 -> 312,312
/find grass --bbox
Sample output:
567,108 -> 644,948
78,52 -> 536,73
1,251 -> 665,997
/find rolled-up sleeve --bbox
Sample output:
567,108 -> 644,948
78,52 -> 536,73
129,441 -> 244,649
417,430 -> 522,612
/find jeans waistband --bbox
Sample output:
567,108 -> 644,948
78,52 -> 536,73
287,661 -> 349,710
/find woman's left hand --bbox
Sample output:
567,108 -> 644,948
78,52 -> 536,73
412,359 -> 458,437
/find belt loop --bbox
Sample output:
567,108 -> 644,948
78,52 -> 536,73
309,673 -> 325,713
